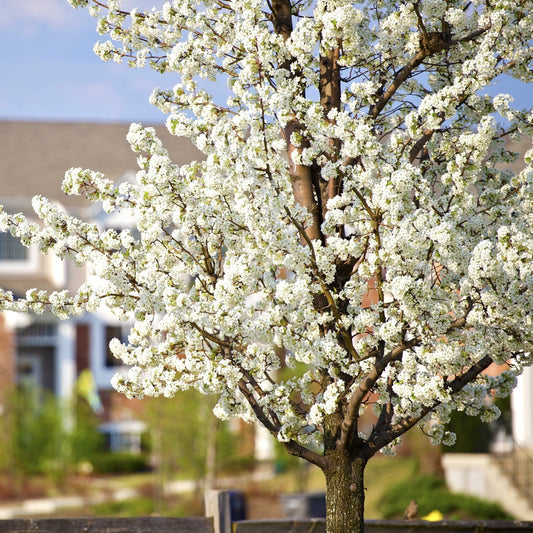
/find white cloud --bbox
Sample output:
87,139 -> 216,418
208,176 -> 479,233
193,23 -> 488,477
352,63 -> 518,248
0,1 -> 168,34
0,0 -> 76,33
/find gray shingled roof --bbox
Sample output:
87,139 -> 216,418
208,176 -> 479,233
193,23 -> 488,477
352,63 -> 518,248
0,121 -> 203,212
1,121 -> 530,213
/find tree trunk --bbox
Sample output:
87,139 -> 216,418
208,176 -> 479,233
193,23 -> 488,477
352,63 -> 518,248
324,452 -> 367,533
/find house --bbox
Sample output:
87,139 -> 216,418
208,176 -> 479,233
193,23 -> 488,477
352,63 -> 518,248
1,120 -> 532,462
0,120 -> 202,451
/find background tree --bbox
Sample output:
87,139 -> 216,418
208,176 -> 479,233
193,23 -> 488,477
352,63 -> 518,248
1,0 -> 533,531
144,391 -> 247,498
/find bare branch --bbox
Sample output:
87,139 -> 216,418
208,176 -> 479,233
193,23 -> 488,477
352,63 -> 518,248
237,378 -> 326,469
367,354 -> 494,456
369,26 -> 489,120
338,338 -> 420,451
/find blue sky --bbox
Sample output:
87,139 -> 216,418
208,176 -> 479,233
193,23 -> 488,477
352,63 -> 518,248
0,0 -> 167,124
0,0 -> 530,125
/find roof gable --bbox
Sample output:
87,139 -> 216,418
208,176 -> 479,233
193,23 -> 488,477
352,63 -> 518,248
0,121 -> 203,211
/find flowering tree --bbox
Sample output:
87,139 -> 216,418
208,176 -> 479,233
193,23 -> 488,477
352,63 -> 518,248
2,0 -> 533,530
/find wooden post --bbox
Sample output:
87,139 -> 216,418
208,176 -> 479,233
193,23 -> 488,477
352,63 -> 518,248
205,490 -> 232,533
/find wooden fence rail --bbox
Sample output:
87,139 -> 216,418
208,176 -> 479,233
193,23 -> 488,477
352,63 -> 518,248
1,518 -> 533,533
232,519 -> 533,532
0,517 -> 214,533
0,492 -> 532,533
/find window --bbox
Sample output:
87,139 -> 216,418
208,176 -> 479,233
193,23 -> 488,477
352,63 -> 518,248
17,323 -> 57,342
16,355 -> 42,390
99,420 -> 147,453
0,232 -> 27,261
0,231 -> 39,275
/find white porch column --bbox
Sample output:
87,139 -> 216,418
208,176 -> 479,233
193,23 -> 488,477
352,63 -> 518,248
55,320 -> 76,400
511,365 -> 533,448
255,423 -> 275,462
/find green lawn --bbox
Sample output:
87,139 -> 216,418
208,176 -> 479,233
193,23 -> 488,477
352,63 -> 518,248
8,453 -> 510,521
364,456 -> 419,518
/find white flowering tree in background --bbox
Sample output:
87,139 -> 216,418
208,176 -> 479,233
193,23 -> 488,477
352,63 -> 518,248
1,0 -> 533,530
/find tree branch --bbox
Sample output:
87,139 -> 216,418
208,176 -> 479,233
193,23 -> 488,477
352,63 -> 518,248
369,26 -> 489,121
338,338 -> 420,451
237,378 -> 326,469
366,354 -> 494,457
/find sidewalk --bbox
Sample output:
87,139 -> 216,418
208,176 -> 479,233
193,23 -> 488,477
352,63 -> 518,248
0,471 -> 272,519
0,479 -> 197,519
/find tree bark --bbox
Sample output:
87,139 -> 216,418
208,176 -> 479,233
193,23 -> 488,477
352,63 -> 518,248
324,452 -> 367,533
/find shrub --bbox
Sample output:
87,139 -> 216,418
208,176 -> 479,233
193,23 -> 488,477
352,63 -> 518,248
444,411 -> 493,453
69,397 -> 104,466
92,496 -> 155,516
380,473 -> 512,520
9,388 -> 69,477
90,452 -> 150,474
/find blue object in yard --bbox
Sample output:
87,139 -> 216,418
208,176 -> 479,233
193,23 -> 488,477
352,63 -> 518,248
229,490 -> 247,521
280,491 -> 326,519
